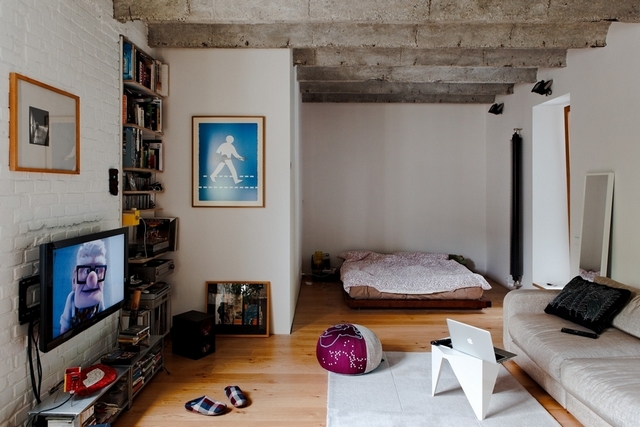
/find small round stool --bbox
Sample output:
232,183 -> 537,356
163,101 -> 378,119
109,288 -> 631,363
316,323 -> 382,375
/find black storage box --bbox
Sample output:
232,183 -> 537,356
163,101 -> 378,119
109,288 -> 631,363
172,311 -> 215,360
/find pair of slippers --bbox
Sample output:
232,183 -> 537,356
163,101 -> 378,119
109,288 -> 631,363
185,385 -> 248,416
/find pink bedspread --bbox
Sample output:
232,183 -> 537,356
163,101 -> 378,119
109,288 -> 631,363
339,251 -> 492,295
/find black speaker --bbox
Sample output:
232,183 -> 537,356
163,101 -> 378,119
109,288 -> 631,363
109,168 -> 119,195
172,311 -> 216,360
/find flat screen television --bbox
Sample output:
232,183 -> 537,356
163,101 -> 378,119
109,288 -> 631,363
39,227 -> 128,353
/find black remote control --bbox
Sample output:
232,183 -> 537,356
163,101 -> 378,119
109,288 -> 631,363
561,327 -> 598,339
430,338 -> 452,348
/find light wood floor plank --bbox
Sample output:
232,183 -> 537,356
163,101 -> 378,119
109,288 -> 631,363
115,278 -> 582,426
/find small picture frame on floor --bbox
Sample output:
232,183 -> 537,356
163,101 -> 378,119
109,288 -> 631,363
206,281 -> 270,337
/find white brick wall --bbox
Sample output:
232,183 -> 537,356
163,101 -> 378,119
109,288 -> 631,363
0,1 -> 149,425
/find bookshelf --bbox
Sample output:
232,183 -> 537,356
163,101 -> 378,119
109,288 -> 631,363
120,36 -> 166,216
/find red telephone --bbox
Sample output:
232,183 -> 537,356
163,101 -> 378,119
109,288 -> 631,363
65,364 -> 118,396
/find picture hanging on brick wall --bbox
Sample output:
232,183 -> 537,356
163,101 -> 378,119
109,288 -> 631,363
9,73 -> 80,174
192,116 -> 265,207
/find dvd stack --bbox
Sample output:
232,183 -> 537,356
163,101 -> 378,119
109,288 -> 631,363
118,324 -> 150,346
131,361 -> 145,395
131,345 -> 163,396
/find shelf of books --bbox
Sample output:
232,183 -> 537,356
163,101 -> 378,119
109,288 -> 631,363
122,37 -> 168,98
123,128 -> 163,170
121,35 -> 167,219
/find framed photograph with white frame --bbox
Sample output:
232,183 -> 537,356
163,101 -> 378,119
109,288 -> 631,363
192,116 -> 265,207
206,281 -> 270,337
9,73 -> 80,173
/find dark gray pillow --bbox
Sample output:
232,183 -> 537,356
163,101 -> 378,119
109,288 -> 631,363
544,276 -> 631,333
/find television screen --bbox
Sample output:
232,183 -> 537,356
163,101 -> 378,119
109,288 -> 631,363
40,228 -> 128,353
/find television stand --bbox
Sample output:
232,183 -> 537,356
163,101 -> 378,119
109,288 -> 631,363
28,335 -> 164,426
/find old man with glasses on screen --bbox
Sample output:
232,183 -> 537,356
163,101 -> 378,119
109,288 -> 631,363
60,240 -> 108,333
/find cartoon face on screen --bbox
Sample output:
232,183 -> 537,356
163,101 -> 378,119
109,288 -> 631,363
60,240 -> 107,333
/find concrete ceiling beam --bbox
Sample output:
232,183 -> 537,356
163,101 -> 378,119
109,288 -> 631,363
113,0 -> 640,24
296,66 -> 537,84
147,22 -> 610,49
293,47 -> 567,67
299,81 -> 514,95
300,93 -> 497,103
110,0 -> 635,103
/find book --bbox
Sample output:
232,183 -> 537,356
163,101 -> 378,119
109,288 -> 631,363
144,141 -> 162,170
121,324 -> 150,337
132,379 -> 145,394
123,89 -> 135,124
118,336 -> 144,346
120,332 -> 149,343
123,42 -> 134,80
45,418 -> 73,427
122,93 -> 127,124
157,63 -> 169,97
79,405 -> 94,425
118,330 -> 149,342
122,126 -> 142,168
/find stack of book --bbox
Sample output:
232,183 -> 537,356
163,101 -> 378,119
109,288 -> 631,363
118,324 -> 149,346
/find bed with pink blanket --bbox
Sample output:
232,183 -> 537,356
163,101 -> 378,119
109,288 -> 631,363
339,251 -> 493,309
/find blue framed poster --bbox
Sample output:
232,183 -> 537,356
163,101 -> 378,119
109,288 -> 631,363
192,116 -> 265,207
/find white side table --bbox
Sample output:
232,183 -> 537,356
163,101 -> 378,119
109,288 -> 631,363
431,344 -> 501,420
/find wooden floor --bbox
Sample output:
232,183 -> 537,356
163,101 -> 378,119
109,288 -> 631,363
116,278 -> 582,426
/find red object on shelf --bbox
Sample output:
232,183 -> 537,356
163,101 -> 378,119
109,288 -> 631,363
75,364 -> 118,397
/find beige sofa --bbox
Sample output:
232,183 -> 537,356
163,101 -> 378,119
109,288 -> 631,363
503,276 -> 640,427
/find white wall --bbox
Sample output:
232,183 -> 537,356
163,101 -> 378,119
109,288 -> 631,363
0,1 -> 148,425
290,69 -> 303,324
301,103 -> 489,274
156,48 -> 298,335
486,23 -> 640,288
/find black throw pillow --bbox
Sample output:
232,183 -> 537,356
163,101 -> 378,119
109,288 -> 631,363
544,276 -> 631,333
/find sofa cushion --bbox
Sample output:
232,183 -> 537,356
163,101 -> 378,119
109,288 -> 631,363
544,276 -> 631,333
594,276 -> 640,339
561,357 -> 640,427
508,313 -> 640,381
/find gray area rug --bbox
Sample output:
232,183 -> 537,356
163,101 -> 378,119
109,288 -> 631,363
327,351 -> 561,427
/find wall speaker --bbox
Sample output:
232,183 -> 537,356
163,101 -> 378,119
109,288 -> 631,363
488,103 -> 504,115
532,80 -> 553,96
109,168 -> 119,195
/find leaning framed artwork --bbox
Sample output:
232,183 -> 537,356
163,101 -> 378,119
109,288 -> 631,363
9,73 -> 80,173
206,281 -> 270,337
192,116 -> 265,207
